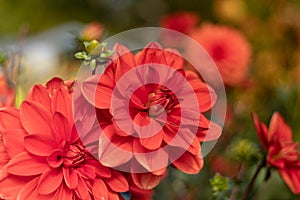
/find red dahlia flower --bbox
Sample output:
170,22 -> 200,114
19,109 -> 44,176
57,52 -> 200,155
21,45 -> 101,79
0,78 -> 128,199
82,42 -> 222,189
190,24 -> 251,86
160,12 -> 199,34
252,112 -> 300,194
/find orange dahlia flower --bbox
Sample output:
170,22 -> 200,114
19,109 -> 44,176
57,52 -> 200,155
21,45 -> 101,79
0,78 -> 128,199
190,24 -> 251,86
252,112 -> 300,194
82,42 -> 222,189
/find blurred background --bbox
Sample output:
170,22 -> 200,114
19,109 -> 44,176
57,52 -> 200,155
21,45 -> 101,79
1,0 -> 300,199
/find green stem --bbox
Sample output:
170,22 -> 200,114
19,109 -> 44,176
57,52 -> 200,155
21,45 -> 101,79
241,162 -> 264,200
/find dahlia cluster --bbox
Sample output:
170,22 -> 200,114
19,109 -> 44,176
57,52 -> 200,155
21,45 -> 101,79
0,42 -> 221,199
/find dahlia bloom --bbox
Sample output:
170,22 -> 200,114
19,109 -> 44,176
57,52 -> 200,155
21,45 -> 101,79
252,112 -> 300,194
189,24 -> 251,86
160,12 -> 199,34
80,21 -> 104,41
82,42 -> 222,189
0,78 -> 129,199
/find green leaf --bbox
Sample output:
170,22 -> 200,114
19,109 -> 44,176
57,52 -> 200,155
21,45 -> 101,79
89,59 -> 96,71
74,52 -> 88,60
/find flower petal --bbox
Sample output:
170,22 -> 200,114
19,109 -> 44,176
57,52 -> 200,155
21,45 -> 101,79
7,152 -> 49,176
26,85 -> 51,111
279,168 -> 300,195
24,134 -> 56,156
105,169 -> 129,192
52,112 -> 71,143
252,113 -> 269,150
170,150 -> 203,174
98,127 -> 133,167
38,168 -> 63,194
82,74 -> 113,109
63,168 -> 78,189
91,179 -> 108,200
133,139 -> 168,173
131,172 -> 165,190
17,177 -> 40,200
52,88 -> 73,121
20,100 -> 53,138
3,129 -> 25,158
76,176 -> 90,200
0,107 -> 22,129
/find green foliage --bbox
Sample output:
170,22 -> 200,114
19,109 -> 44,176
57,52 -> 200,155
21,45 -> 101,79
227,139 -> 262,166
210,173 -> 231,200
75,40 -> 114,72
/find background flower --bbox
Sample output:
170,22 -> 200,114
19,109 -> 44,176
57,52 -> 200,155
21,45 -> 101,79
189,24 -> 252,86
253,112 -> 300,194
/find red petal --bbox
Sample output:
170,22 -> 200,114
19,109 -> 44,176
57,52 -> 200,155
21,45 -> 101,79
77,164 -> 96,180
20,101 -> 53,138
47,149 -> 64,168
189,79 -> 217,112
133,139 -> 168,173
131,172 -> 164,190
197,117 -> 222,142
98,128 -> 133,167
7,152 -> 49,176
164,48 -> 184,70
82,74 -> 113,109
171,151 -> 203,174
86,160 -> 111,178
75,176 -> 90,200
0,107 -> 22,129
3,129 -> 25,158
269,112 -> 292,143
113,43 -> 135,82
17,177 -> 39,200
279,168 -> 300,194
0,175 -> 33,199
52,112 -> 72,143
46,77 -> 65,93
252,113 -> 269,150
26,85 -> 51,111
24,134 -> 56,156
136,43 -> 166,66
38,168 -> 63,194
52,88 -> 73,121
63,168 -> 78,189
53,183 -> 73,200
139,129 -> 163,150
91,179 -> 108,199
105,169 -> 129,192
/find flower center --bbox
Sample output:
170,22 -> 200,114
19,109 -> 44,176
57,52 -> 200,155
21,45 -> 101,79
146,87 -> 178,118
63,143 -> 90,167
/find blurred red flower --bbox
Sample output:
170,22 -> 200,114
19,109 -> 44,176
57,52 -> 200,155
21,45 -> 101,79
252,112 -> 300,194
0,73 -> 14,107
211,155 -> 240,178
160,12 -> 199,34
0,73 -> 15,171
0,78 -> 129,199
80,21 -> 104,41
190,24 -> 251,86
82,42 -> 222,189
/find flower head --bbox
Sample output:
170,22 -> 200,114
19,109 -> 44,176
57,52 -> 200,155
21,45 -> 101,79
190,24 -> 251,86
252,112 -> 300,194
82,42 -> 222,189
160,12 -> 199,34
0,78 -> 128,199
